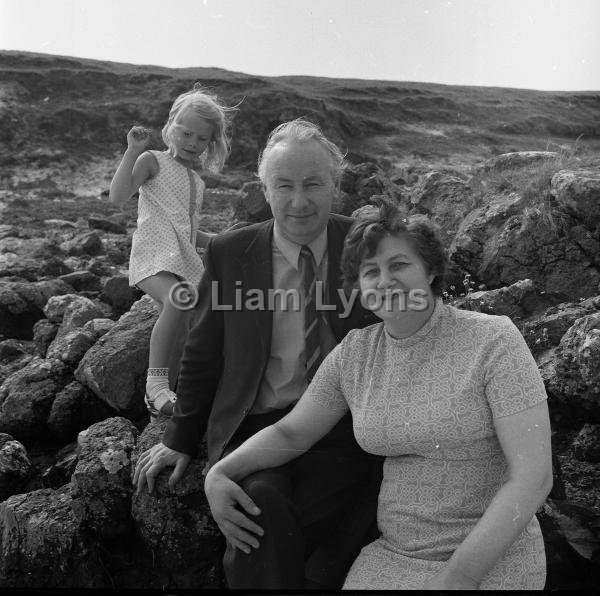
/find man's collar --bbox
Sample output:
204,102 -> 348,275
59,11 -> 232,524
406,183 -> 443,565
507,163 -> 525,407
272,223 -> 328,270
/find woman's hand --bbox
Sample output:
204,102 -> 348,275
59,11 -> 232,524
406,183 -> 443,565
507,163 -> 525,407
126,126 -> 153,154
422,567 -> 479,590
204,467 -> 264,554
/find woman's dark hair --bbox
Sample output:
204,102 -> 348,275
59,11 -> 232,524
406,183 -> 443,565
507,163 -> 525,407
341,200 -> 448,296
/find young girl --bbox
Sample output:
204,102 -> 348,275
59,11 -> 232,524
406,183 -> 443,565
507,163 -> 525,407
109,83 -> 233,418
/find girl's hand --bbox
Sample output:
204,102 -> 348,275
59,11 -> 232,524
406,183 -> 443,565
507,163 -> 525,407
204,467 -> 264,554
126,126 -> 153,154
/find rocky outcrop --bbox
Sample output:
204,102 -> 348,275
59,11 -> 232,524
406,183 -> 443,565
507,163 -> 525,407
477,151 -> 559,172
99,275 -> 141,317
74,295 -> 156,415
131,418 -> 222,576
0,485 -> 104,588
0,357 -> 67,442
71,417 -> 138,539
0,279 -> 72,339
545,312 -> 600,425
0,433 -> 33,500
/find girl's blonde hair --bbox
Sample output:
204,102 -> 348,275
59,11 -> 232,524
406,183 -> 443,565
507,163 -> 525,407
162,83 -> 235,172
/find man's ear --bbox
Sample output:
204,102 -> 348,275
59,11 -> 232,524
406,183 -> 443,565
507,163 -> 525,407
262,183 -> 271,204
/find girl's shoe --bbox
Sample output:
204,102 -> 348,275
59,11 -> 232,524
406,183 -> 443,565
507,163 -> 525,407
144,388 -> 176,420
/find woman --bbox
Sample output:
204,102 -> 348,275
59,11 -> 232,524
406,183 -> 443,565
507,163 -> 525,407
204,201 -> 552,590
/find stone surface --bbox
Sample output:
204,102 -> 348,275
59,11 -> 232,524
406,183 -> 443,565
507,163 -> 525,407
82,317 -> 115,339
99,275 -> 141,317
477,151 -> 559,172
0,436 -> 33,500
58,270 -> 102,292
552,168 -> 600,223
88,217 -> 127,235
571,424 -> 600,463
32,318 -> 59,357
0,357 -> 67,442
230,180 -> 271,223
46,328 -> 96,367
60,230 -> 103,256
74,295 -> 157,415
47,380 -> 117,442
546,312 -> 600,424
131,418 -> 221,571
71,417 -> 139,539
0,279 -> 72,339
0,485 -> 104,588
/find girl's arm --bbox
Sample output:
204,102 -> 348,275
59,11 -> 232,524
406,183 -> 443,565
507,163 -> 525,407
425,400 -> 553,590
109,126 -> 157,206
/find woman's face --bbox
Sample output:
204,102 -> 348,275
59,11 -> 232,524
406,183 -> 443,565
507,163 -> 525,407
358,233 -> 434,322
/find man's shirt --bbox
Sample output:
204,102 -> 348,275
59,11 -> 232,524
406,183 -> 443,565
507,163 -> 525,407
251,224 -> 336,414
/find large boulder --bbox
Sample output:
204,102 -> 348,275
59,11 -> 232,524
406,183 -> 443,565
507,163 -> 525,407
0,279 -> 72,339
551,168 -> 600,223
0,357 -> 67,442
99,275 -> 141,317
47,381 -> 117,442
46,328 -> 96,367
230,181 -> 271,223
0,433 -> 33,501
71,417 -> 139,539
0,485 -> 104,588
477,151 -> 559,173
74,295 -> 157,415
545,312 -> 600,425
131,418 -> 221,580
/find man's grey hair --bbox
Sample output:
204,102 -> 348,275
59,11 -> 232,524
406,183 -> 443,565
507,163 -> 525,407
257,118 -> 346,186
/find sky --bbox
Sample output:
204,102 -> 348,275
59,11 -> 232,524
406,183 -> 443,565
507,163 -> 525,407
1,0 -> 599,91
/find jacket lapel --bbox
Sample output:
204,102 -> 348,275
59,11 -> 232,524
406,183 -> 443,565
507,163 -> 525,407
240,220 -> 274,360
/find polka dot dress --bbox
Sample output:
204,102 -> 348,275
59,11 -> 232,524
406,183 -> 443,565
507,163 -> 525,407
129,150 -> 205,287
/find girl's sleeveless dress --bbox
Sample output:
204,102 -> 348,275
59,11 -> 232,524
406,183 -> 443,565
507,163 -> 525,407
128,150 -> 205,287
305,299 -> 548,590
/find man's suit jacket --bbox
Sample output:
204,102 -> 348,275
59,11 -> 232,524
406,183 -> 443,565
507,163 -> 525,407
163,213 -> 377,465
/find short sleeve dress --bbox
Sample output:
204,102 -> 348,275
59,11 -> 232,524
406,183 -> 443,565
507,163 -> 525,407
128,150 -> 205,287
305,298 -> 548,590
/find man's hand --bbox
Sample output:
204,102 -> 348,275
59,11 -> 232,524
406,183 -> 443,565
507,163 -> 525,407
133,442 -> 191,494
204,468 -> 264,554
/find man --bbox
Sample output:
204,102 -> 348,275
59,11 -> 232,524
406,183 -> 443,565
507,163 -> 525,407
133,119 -> 381,589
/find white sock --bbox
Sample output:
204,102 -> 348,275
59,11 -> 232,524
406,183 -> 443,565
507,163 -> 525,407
146,368 -> 176,412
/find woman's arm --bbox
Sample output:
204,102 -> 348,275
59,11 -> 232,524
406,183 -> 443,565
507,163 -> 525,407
204,394 -> 347,552
425,400 -> 553,589
109,127 -> 156,206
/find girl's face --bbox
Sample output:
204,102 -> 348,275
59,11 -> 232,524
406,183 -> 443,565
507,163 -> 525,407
168,109 -> 214,165
358,233 -> 434,324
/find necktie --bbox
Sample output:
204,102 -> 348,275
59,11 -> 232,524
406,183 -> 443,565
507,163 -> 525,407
299,245 -> 321,383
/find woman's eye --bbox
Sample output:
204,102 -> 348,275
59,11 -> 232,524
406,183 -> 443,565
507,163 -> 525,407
391,262 -> 408,270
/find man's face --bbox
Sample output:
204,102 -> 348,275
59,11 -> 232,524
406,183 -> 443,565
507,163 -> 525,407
263,139 -> 336,245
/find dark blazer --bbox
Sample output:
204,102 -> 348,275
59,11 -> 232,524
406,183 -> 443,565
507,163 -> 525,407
163,213 -> 377,465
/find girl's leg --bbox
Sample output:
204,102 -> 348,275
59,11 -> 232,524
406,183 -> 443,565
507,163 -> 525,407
137,271 -> 192,416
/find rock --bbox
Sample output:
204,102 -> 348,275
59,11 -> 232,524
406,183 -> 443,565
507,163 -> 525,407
41,441 -> 79,489
43,218 -> 78,228
100,275 -> 141,317
0,237 -> 69,280
454,279 -> 537,319
131,418 -> 221,572
0,485 -> 104,588
32,318 -> 59,357
522,297 -> 600,355
552,168 -> 600,222
47,381 -> 117,442
537,498 -> 600,590
45,294 -> 106,333
0,436 -> 33,500
59,270 -> 102,292
88,217 -> 127,235
74,296 -> 157,415
571,424 -> 600,463
477,151 -> 559,172
82,317 -> 115,339
46,328 -> 96,367
0,279 -> 72,339
230,181 -> 271,223
546,312 -> 600,424
0,357 -> 67,442
60,230 -> 103,256
409,171 -> 472,242
71,417 -> 138,539
556,455 -> 600,509
0,339 -> 27,362
449,189 -> 600,301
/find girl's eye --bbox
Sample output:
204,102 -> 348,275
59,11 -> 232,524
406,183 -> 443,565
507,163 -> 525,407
362,268 -> 377,277
391,262 -> 408,270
